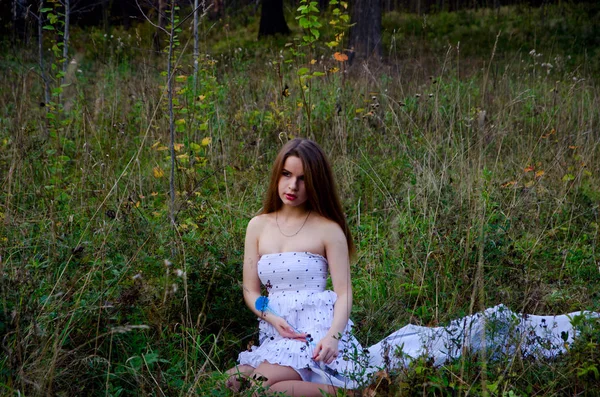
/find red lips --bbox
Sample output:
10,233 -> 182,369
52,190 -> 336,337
285,194 -> 297,201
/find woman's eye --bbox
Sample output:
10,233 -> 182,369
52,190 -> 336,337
282,171 -> 290,177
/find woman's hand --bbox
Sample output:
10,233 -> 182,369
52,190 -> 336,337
270,316 -> 307,341
312,335 -> 340,364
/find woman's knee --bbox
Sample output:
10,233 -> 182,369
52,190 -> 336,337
225,365 -> 254,391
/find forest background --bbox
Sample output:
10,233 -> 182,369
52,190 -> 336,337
1,0 -> 600,395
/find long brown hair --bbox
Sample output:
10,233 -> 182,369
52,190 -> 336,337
262,138 -> 355,256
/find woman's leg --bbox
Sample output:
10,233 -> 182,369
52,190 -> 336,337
268,380 -> 338,397
225,364 -> 254,391
250,362 -> 302,388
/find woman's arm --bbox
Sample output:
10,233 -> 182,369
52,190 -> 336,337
242,216 -> 264,318
313,222 -> 352,364
242,216 -> 306,340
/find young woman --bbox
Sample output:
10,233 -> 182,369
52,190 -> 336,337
225,138 -> 362,396
225,138 -> 597,396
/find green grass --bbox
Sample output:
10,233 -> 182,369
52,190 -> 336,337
0,2 -> 599,396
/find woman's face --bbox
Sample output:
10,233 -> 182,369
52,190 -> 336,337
278,156 -> 308,208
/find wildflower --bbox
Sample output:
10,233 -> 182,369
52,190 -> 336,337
164,259 -> 172,267
174,269 -> 185,278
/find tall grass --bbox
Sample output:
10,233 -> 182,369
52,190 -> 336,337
0,3 -> 599,396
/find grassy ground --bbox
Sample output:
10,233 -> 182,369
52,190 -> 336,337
1,3 -> 599,396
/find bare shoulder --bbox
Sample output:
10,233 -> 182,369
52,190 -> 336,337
245,214 -> 270,239
247,213 -> 270,229
312,214 -> 346,244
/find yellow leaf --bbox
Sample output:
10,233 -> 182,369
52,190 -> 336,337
173,143 -> 184,152
175,118 -> 186,126
176,154 -> 189,161
310,59 -> 317,64
501,181 -> 517,188
156,145 -> 168,151
535,170 -> 545,178
201,137 -> 212,146
198,95 -> 206,101
153,167 -> 165,178
151,192 -> 158,196
151,141 -> 161,149
175,75 -> 187,82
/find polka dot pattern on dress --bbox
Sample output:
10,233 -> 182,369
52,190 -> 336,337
238,251 -> 360,388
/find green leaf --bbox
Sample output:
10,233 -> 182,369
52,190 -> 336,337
312,71 -> 325,77
297,68 -> 310,76
562,174 -> 575,182
310,29 -> 320,39
189,143 -> 201,152
43,25 -> 55,30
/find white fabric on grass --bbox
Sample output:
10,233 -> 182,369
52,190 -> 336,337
237,252 -> 598,389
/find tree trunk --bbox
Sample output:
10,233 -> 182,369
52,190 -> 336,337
167,1 -> 176,229
209,0 -> 224,19
154,0 -> 167,52
193,0 -> 200,90
258,0 -> 290,38
348,0 -> 382,62
62,0 -> 70,83
38,0 -> 50,106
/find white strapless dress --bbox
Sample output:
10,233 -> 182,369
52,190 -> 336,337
237,252 -> 598,389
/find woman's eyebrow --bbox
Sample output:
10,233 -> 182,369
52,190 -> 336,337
282,168 -> 303,177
